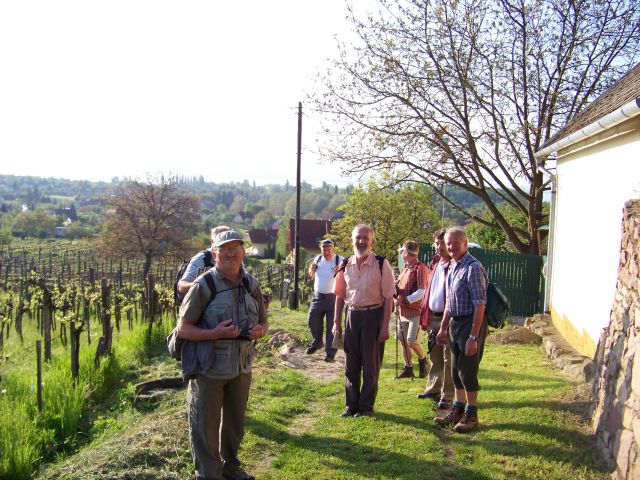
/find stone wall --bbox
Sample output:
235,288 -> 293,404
525,314 -> 593,382
591,199 -> 640,479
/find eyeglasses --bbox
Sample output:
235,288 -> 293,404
217,245 -> 244,254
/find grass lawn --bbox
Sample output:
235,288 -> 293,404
34,305 -> 609,480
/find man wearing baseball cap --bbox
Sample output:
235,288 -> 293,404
306,238 -> 343,362
395,240 -> 428,379
177,230 -> 268,480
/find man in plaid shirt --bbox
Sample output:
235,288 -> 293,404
434,226 -> 488,433
395,240 -> 428,379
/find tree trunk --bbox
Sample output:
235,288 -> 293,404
146,274 -> 156,334
142,254 -> 152,281
95,279 -> 113,367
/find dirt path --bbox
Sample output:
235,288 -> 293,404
263,330 -> 345,382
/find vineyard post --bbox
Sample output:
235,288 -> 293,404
36,340 -> 43,412
16,286 -> 24,342
70,320 -> 82,381
114,289 -> 121,332
40,280 -> 53,362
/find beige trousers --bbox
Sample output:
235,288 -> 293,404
422,313 -> 454,401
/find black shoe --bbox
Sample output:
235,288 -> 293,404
306,344 -> 323,354
417,392 -> 440,401
396,365 -> 415,379
354,410 -> 374,418
323,355 -> 335,362
418,358 -> 428,378
221,467 -> 255,480
339,408 -> 356,418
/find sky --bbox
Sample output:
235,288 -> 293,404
0,0 -> 371,187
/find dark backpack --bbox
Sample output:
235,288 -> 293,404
167,271 -> 254,361
174,250 -> 214,307
484,282 -> 511,329
335,254 -> 385,277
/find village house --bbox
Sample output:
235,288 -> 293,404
534,63 -> 640,358
244,228 -> 278,257
286,218 -> 333,260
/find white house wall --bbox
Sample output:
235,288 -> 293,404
551,124 -> 640,356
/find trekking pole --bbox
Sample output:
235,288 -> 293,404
395,305 -> 399,378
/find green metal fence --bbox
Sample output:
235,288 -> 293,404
414,246 -> 544,317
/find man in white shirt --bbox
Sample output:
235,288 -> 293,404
418,229 -> 454,409
306,239 -> 343,362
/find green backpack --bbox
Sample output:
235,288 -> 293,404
485,283 -> 511,329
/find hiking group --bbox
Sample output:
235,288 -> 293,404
174,223 -> 496,479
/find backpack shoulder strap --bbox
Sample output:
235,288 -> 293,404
203,271 -> 217,305
241,274 -> 264,305
335,255 -> 340,266
334,255 -> 351,277
374,254 -> 385,273
315,255 -> 322,265
241,275 -> 252,293
203,250 -> 214,268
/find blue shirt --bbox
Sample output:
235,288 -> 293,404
180,249 -> 214,282
445,252 -> 488,317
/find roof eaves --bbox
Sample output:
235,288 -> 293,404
534,98 -> 640,160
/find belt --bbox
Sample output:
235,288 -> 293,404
348,303 -> 383,311
432,311 -> 444,317
315,292 -> 335,297
451,314 -> 473,321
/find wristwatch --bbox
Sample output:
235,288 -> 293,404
469,335 -> 478,341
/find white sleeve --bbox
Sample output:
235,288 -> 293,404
407,288 -> 425,303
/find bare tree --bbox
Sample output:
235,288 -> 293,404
313,0 -> 640,254
101,178 -> 201,277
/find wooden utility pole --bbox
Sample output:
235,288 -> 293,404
292,102 -> 302,309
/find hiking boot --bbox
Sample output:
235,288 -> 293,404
418,357 -> 428,378
417,392 -> 439,401
434,406 -> 464,426
353,410 -> 374,418
221,466 -> 255,480
306,343 -> 323,354
395,365 -> 415,379
323,355 -> 335,362
339,407 -> 356,418
454,412 -> 479,433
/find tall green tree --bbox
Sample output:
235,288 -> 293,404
12,210 -> 57,238
466,204 -> 541,252
331,175 -> 438,261
314,0 -> 639,254
100,178 -> 201,278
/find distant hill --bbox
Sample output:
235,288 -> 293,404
0,174 -> 509,244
